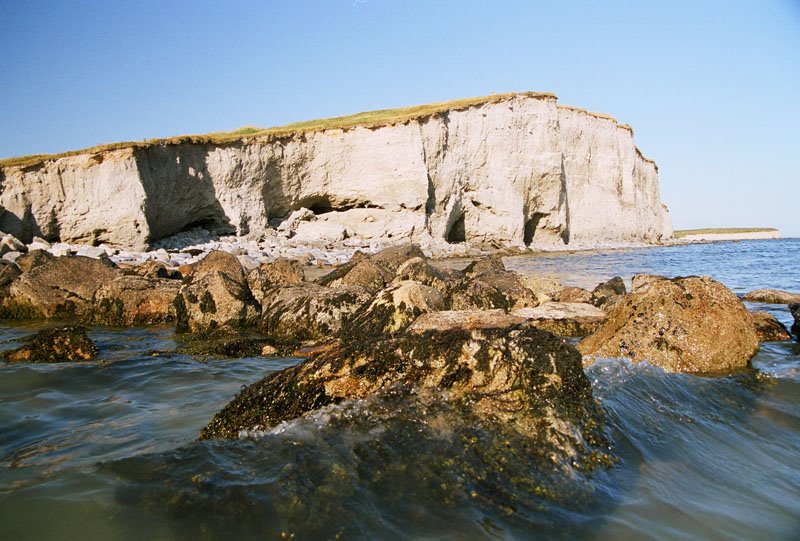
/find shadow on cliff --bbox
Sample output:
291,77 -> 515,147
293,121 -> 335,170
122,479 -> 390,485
134,145 -> 235,245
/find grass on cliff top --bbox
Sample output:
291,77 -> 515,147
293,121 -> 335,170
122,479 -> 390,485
673,227 -> 778,238
0,91 -> 556,169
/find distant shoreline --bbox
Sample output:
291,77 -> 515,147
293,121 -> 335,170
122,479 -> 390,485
672,228 -> 779,243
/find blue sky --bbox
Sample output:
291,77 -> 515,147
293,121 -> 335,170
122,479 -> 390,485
1,0 -> 798,235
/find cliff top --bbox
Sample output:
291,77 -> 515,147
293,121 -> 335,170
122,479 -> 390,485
0,91 -> 648,170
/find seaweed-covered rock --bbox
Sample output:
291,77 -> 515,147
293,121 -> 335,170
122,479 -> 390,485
513,302 -> 607,337
749,311 -> 791,342
631,274 -> 667,292
4,326 -> 97,363
200,325 -> 603,454
346,280 -> 445,338
579,276 -> 759,374
14,249 -> 55,274
322,258 -> 393,294
446,278 -> 509,311
247,258 -> 305,305
553,286 -> 593,304
790,303 -> 800,340
392,256 -> 461,294
743,289 -> 800,304
177,334 -> 297,358
260,284 -> 371,341
90,276 -> 181,326
1,255 -> 120,318
476,270 -> 541,309
176,271 -> 260,334
463,254 -> 505,277
590,277 -> 626,308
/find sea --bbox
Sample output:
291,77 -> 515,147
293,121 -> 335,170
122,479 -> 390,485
1,239 -> 798,540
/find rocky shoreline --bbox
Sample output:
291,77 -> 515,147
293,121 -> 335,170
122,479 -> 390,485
1,236 -> 798,484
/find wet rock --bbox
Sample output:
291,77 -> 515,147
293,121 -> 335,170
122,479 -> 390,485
177,334 -> 295,358
553,286 -> 593,304
369,243 -> 426,273
176,271 -> 261,334
790,303 -> 800,340
200,325 -> 603,455
1,256 -> 120,319
590,277 -> 626,308
446,278 -> 509,311
407,310 -> 526,333
14,249 -> 55,274
247,258 -> 305,305
475,270 -> 541,309
90,276 -> 181,326
346,280 -> 445,338
323,258 -> 393,294
513,302 -> 607,337
4,326 -> 97,363
749,311 -> 791,342
260,284 -> 371,341
392,257 -> 461,294
743,289 -> 800,304
578,276 -> 759,374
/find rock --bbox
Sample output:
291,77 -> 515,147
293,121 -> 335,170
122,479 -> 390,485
407,310 -> 526,333
368,244 -> 427,273
177,335 -> 291,358
0,234 -> 27,257
553,286 -> 593,304
0,259 -> 21,287
463,254 -> 506,277
631,274 -> 667,291
743,289 -> 800,304
1,256 -> 120,319
392,257 -> 461,294
261,344 -> 279,356
446,278 -> 509,311
187,250 -> 246,284
749,311 -> 791,342
246,258 -> 305,306
590,277 -> 626,307
4,326 -> 97,363
14,249 -> 55,274
578,276 -> 759,374
518,275 -> 563,301
90,276 -> 181,326
260,284 -> 371,341
474,270 -> 541,309
323,258 -> 393,294
315,251 -> 369,286
790,303 -> 800,340
199,325 -> 602,451
277,208 -> 315,233
292,221 -> 348,244
513,302 -> 607,337
2,251 -> 22,263
345,280 -> 445,337
176,271 -> 261,334
121,260 -> 182,280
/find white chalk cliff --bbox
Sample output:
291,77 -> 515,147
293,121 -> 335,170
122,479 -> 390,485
0,93 -> 672,250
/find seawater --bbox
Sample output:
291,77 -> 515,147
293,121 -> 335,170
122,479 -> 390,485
1,239 -> 798,540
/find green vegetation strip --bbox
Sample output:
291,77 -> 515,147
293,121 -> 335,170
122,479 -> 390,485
673,228 -> 778,239
1,91 -> 556,169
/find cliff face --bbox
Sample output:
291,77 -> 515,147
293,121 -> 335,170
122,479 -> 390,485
0,93 -> 672,250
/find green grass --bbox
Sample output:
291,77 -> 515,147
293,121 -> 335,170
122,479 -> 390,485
0,91 -> 557,169
673,227 -> 778,239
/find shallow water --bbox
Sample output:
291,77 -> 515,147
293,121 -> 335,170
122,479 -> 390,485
1,239 -> 799,540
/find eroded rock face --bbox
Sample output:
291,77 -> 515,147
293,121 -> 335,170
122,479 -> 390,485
513,302 -> 607,337
0,94 -> 671,250
91,276 -> 180,326
749,311 -> 791,342
260,284 -> 371,341
4,326 -> 97,363
743,289 -> 800,304
578,276 -> 759,374
1,256 -> 120,318
200,325 -> 604,457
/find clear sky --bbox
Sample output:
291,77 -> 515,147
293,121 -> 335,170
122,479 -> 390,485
1,0 -> 798,235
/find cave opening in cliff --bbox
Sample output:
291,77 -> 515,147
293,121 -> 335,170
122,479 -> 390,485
302,197 -> 335,215
524,213 -> 545,246
447,214 -> 466,243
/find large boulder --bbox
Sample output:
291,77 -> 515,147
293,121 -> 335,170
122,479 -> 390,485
345,280 -> 445,338
322,258 -> 393,294
176,271 -> 261,334
186,250 -> 246,283
749,311 -> 791,342
590,277 -> 626,308
368,243 -> 426,273
199,325 -> 604,460
4,326 -> 97,363
246,258 -> 305,305
743,289 -> 800,304
260,284 -> 372,342
392,256 -> 461,295
14,249 -> 55,274
513,302 -> 608,337
1,256 -> 120,318
446,278 -> 509,311
578,276 -> 759,374
90,276 -> 181,326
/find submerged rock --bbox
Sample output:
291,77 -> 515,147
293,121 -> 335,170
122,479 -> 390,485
749,311 -> 791,342
200,325 -> 605,461
513,302 -> 607,337
743,289 -> 800,304
578,276 -> 759,374
4,326 -> 98,363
